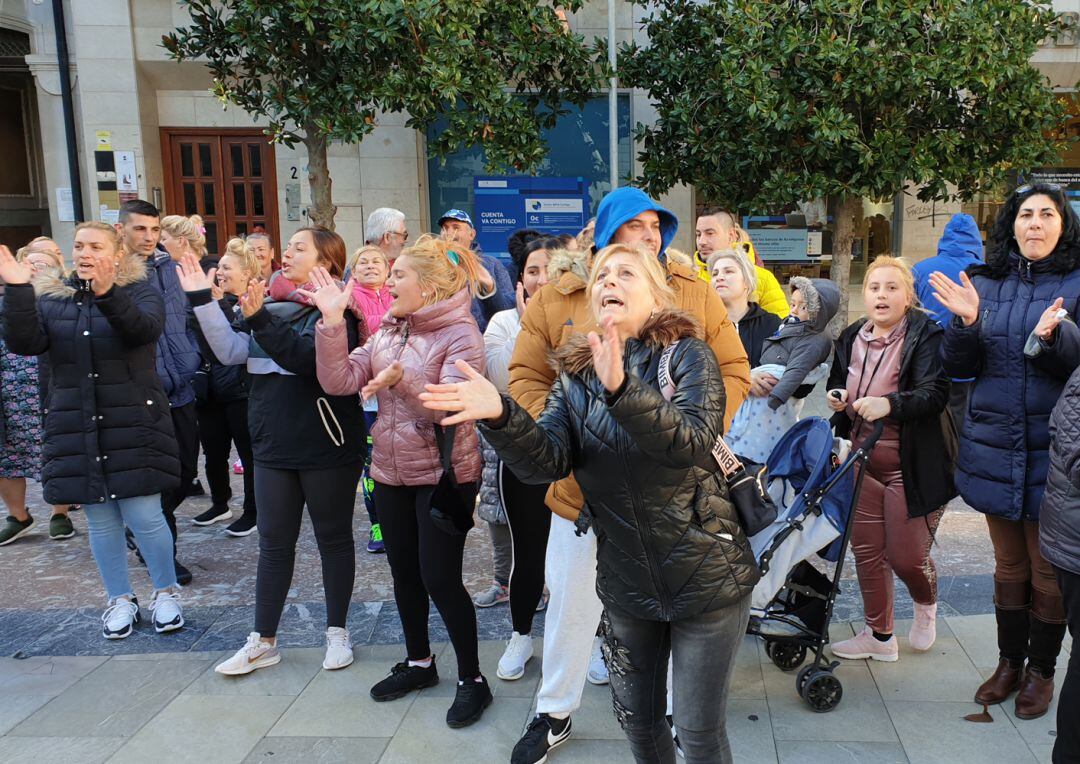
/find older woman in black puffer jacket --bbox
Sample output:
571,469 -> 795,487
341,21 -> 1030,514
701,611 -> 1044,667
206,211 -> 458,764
420,242 -> 759,764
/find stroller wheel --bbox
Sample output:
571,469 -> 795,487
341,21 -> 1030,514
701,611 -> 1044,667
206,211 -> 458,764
803,670 -> 843,712
796,665 -> 816,697
768,641 -> 807,672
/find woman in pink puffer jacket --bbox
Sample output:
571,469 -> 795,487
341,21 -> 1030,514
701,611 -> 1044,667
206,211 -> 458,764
311,233 -> 491,728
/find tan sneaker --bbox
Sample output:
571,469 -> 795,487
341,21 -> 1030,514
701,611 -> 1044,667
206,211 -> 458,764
215,632 -> 281,675
830,627 -> 899,662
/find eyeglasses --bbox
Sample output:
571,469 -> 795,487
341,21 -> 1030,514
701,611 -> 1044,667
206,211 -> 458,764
392,230 -> 409,241
1016,182 -> 1063,195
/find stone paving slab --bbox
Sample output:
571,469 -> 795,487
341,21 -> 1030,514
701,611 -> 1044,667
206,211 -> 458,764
0,615 -> 1068,764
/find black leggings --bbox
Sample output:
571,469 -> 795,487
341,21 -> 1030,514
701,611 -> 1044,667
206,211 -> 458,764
376,481 -> 480,679
254,462 -> 361,637
197,399 -> 256,513
500,462 -> 551,635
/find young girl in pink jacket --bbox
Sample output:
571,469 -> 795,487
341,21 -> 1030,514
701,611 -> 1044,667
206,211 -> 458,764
310,234 -> 492,729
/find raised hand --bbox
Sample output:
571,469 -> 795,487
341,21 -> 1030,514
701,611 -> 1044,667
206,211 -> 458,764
1034,297 -> 1067,340
587,316 -> 625,393
360,360 -> 404,401
0,245 -> 32,285
929,270 -> 980,326
239,277 -> 265,318
420,359 -> 505,425
296,266 -> 354,327
209,268 -> 224,301
175,253 -> 213,293
515,281 -> 527,317
90,251 -> 117,296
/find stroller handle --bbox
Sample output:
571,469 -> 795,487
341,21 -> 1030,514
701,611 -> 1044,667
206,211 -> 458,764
858,420 -> 887,454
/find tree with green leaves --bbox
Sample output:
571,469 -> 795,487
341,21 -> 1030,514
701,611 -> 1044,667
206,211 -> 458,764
164,2 -> 604,230
620,0 -> 1074,330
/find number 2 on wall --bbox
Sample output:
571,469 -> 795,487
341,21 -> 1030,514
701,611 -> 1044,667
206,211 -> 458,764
290,166 -> 298,179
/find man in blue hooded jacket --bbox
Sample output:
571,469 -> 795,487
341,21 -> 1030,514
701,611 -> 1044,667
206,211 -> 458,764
505,186 -> 749,764
912,213 -> 984,428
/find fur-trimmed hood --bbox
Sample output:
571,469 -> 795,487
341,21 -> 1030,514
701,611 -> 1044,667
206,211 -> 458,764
32,252 -> 148,299
545,248 -> 590,293
552,308 -> 703,375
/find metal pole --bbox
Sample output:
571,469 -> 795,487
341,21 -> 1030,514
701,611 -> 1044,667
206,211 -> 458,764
52,0 -> 85,222
608,0 -> 618,190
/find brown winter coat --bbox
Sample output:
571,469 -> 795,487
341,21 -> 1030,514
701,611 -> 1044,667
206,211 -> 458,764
507,250 -> 751,521
315,287 -> 484,486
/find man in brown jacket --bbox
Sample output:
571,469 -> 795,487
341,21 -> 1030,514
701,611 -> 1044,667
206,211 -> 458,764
507,187 -> 750,764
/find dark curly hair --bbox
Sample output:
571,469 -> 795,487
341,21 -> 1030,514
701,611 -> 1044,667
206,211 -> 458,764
974,183 -> 1080,279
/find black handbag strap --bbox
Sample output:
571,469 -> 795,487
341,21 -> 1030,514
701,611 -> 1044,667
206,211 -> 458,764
433,423 -> 458,486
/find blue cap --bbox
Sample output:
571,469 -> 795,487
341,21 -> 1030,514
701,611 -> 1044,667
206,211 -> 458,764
438,209 -> 474,228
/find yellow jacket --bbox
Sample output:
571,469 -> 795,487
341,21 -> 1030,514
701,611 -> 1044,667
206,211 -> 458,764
695,244 -> 789,319
508,251 -> 751,522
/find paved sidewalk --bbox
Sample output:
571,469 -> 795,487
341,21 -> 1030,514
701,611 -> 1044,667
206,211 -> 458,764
0,614 -> 1068,764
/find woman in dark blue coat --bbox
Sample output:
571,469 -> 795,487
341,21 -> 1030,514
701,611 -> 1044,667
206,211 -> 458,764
931,183 -> 1080,721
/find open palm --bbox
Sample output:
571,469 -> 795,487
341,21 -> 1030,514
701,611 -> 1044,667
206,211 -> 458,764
587,316 -> 626,393
176,253 -> 213,293
929,270 -> 980,326
297,266 -> 354,326
0,245 -> 32,285
420,359 -> 504,425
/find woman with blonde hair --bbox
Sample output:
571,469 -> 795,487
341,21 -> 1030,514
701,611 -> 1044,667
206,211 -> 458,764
707,249 -> 780,367
826,255 -> 957,661
346,243 -> 394,553
17,237 -> 65,276
0,223 -> 184,636
189,237 -> 259,535
310,233 -> 493,728
420,242 -> 758,762
160,214 -> 208,264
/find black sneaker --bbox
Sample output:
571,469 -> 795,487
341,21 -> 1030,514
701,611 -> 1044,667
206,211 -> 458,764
225,512 -> 258,537
370,658 -> 439,702
512,713 -> 572,763
0,514 -> 34,546
667,714 -> 685,759
192,505 -> 233,526
174,559 -> 193,586
446,675 -> 493,728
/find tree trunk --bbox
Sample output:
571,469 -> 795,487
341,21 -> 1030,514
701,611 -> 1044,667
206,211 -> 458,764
303,128 -> 336,231
827,194 -> 862,339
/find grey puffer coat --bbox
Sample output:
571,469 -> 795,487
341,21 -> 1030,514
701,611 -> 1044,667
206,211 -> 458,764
481,310 -> 760,622
1038,348 -> 1080,575
315,287 -> 484,487
477,435 -> 506,524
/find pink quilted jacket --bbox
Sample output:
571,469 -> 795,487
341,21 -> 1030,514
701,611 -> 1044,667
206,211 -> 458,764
315,288 -> 484,486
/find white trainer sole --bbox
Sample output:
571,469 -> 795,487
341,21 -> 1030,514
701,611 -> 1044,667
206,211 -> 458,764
216,652 -> 282,676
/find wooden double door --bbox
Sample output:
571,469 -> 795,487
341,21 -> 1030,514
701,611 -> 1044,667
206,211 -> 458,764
162,129 -> 278,256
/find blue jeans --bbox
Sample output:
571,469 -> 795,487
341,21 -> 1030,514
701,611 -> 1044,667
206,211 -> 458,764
84,494 -> 177,599
602,596 -> 751,764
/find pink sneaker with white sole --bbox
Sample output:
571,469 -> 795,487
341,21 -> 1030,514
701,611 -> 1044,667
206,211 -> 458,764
909,602 -> 937,652
831,627 -> 899,662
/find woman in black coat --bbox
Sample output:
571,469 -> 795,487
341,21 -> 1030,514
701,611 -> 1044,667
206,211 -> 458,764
0,222 -> 183,641
421,243 -> 759,764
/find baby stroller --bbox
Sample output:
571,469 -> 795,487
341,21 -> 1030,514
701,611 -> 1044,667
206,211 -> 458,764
745,416 -> 884,713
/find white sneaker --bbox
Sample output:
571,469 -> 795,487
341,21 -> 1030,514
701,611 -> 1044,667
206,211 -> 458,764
587,635 -> 609,685
323,626 -> 354,670
102,595 -> 139,639
497,631 -> 534,680
909,602 -> 937,652
215,632 -> 282,675
149,589 -> 184,633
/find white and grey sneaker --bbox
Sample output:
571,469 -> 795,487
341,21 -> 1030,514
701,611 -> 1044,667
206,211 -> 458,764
102,595 -> 140,639
323,626 -> 354,670
586,635 -> 609,685
497,631 -> 534,681
150,589 -> 184,633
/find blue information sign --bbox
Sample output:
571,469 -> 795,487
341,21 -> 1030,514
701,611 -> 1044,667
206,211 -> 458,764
473,176 -> 590,257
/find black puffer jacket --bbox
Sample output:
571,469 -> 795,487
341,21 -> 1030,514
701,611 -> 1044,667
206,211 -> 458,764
192,294 -> 249,404
829,309 -> 958,518
482,310 -> 760,621
1038,349 -> 1080,575
1,256 -> 180,505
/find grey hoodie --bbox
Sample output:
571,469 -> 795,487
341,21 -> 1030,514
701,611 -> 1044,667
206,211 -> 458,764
759,277 -> 841,410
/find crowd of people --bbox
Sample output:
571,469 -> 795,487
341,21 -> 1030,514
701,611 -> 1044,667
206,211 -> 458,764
0,182 -> 1077,764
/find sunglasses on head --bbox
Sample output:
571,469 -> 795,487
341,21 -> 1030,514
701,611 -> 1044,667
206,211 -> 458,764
1015,182 -> 1063,195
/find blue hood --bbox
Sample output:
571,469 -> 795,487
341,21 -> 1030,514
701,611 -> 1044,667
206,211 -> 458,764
594,187 -> 678,255
936,213 -> 983,261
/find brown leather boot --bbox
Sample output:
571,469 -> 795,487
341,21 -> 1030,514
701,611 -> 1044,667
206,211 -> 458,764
1014,666 -> 1055,719
974,658 -> 1025,704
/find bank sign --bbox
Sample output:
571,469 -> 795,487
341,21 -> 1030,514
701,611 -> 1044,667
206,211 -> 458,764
473,176 -> 590,257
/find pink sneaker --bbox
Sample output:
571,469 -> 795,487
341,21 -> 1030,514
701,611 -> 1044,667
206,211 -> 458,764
233,460 -> 244,475
831,627 -> 899,662
909,602 -> 937,652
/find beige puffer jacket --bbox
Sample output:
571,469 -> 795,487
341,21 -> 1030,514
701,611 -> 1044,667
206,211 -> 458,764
315,288 -> 484,486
